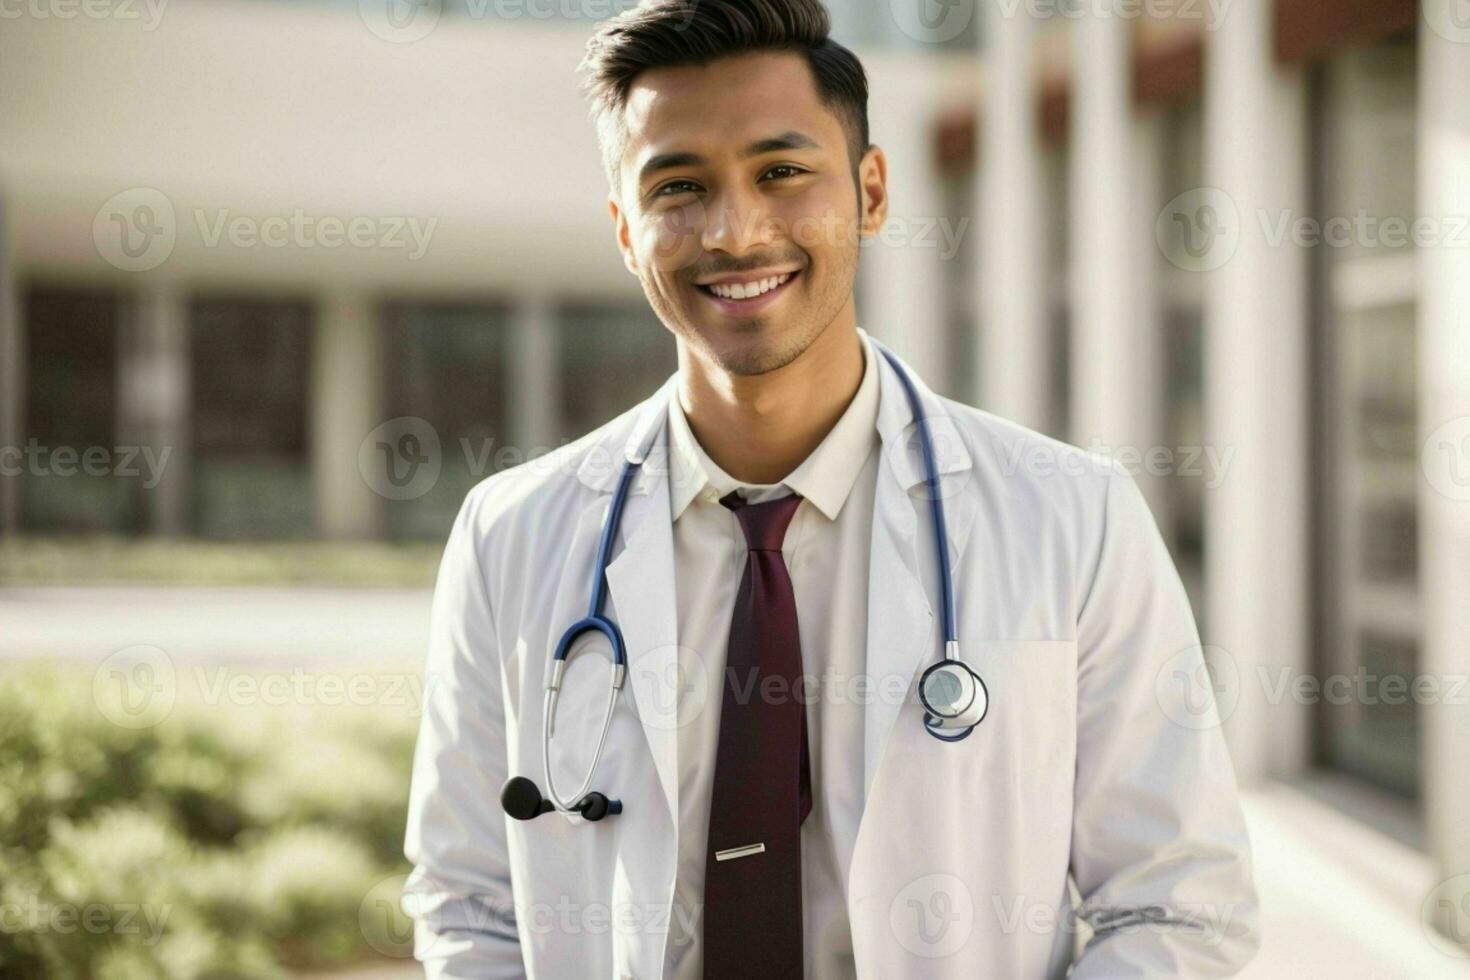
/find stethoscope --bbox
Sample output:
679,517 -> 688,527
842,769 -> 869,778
501,348 -> 987,824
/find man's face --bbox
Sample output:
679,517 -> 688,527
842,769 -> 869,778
609,50 -> 886,376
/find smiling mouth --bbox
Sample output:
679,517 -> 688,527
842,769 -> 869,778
694,270 -> 800,310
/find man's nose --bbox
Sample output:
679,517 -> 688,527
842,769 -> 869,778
701,185 -> 775,255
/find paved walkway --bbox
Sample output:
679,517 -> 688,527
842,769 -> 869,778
0,586 -> 432,666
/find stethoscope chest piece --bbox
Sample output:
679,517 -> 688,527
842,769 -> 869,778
919,657 -> 988,742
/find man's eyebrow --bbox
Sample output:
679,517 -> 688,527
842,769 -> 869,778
637,130 -> 822,186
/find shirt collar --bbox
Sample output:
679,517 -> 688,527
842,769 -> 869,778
668,327 -> 881,523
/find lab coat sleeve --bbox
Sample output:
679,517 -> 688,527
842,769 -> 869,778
402,485 -> 526,979
1067,467 -> 1261,978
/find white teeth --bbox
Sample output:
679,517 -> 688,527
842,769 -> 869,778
707,272 -> 793,300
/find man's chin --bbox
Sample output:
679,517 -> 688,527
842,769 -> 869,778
681,317 -> 796,377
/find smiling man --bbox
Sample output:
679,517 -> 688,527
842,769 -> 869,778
401,1 -> 1261,978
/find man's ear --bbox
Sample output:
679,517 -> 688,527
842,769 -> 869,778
608,195 -> 640,277
856,144 -> 889,240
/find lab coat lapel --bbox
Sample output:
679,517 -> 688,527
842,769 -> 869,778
859,338 -> 978,806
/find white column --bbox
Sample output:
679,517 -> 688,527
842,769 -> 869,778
1128,115 -> 1171,531
506,294 -> 561,458
1068,13 -> 1168,521
118,285 -> 190,536
1417,2 -> 1470,943
0,191 -> 20,534
978,3 -> 1052,432
1202,0 -> 1311,783
861,56 -> 951,391
311,293 -> 384,539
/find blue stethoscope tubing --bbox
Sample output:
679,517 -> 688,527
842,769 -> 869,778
540,458 -> 636,817
537,347 -> 988,820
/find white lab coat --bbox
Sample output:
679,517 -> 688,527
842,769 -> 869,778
402,336 -> 1261,979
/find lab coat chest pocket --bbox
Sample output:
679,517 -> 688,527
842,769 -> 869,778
962,638 -> 1078,778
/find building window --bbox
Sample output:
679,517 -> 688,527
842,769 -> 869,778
382,301 -> 511,541
190,296 -> 313,538
21,286 -> 131,533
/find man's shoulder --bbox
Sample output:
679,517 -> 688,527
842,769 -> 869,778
938,395 -> 1128,502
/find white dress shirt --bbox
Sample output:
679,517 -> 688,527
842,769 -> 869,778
663,328 -> 882,980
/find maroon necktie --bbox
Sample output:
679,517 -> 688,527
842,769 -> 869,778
702,490 -> 811,980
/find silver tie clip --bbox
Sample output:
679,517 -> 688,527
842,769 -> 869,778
714,842 -> 766,862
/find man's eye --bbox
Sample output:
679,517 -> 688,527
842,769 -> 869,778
762,165 -> 807,181
655,180 -> 700,197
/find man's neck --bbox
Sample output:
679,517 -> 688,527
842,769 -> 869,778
676,316 -> 864,485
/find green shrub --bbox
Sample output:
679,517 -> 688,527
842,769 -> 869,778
0,663 -> 422,978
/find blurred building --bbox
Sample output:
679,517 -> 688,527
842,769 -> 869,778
2,0 -> 1469,959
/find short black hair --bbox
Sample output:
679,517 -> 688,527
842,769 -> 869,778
578,0 -> 870,193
